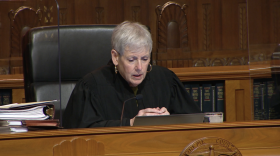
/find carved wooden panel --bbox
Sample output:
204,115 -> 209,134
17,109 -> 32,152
0,0 -> 280,73
8,6 -> 41,57
156,1 -> 190,68
202,3 -> 211,51
8,6 -> 41,74
38,0 -> 58,25
53,138 -> 105,156
180,137 -> 242,156
225,79 -> 253,122
238,3 -> 247,50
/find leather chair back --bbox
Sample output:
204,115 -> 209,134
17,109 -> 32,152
22,25 -> 116,119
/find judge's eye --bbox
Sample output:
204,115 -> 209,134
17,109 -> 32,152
128,59 -> 134,62
142,57 -> 149,61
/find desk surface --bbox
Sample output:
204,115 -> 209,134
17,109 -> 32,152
0,120 -> 279,156
0,119 -> 279,140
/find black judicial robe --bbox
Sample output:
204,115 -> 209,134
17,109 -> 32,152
62,63 -> 200,128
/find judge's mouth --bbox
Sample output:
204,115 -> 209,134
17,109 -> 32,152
132,74 -> 142,78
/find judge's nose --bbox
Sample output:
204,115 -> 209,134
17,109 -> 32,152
135,60 -> 142,71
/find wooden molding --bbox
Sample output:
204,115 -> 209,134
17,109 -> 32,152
0,74 -> 24,89
0,63 -> 272,88
169,64 -> 271,82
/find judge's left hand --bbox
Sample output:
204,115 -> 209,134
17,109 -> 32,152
130,107 -> 170,126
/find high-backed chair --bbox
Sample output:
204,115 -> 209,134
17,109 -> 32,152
22,25 -> 116,120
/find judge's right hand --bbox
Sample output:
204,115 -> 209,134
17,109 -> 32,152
130,107 -> 170,126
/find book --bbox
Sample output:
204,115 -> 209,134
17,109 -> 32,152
0,89 -> 12,106
265,80 -> 278,119
0,101 -> 55,120
202,83 -> 213,113
215,83 -> 224,113
260,83 -> 268,120
212,86 -> 216,112
0,126 -> 28,133
184,83 -> 191,95
253,81 -> 261,120
190,84 -> 201,111
0,119 -> 60,127
0,119 -> 60,133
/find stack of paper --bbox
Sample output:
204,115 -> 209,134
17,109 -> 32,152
0,101 -> 59,133
0,101 -> 55,120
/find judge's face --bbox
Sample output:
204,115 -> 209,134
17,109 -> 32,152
112,48 -> 150,87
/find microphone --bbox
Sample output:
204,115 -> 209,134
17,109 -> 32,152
120,94 -> 143,126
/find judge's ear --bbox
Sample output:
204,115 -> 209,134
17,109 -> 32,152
111,49 -> 119,65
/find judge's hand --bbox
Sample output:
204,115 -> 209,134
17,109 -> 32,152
130,107 -> 170,126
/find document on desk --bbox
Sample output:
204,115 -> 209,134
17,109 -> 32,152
0,101 -> 55,120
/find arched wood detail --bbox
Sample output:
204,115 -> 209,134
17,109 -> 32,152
53,138 -> 105,156
156,1 -> 188,49
179,137 -> 242,156
8,6 -> 41,74
9,6 -> 42,57
156,1 -> 190,68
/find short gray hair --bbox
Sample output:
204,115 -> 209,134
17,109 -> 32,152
111,21 -> 152,55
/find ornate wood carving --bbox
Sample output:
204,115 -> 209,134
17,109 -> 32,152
238,3 -> 247,50
179,137 -> 242,156
8,6 -> 41,74
43,6 -> 54,24
132,6 -> 140,22
202,3 -> 211,51
8,6 -> 41,57
53,138 -> 105,156
59,8 -> 67,25
193,57 -> 247,67
38,0 -> 59,25
95,7 -> 104,24
156,1 -> 189,68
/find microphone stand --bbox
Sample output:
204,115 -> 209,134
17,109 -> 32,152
120,94 -> 143,126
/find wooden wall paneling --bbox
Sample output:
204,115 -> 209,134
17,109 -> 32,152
225,79 -> 253,122
212,0 -> 222,50
260,0 -> 271,44
270,0 -> 280,44
0,11 -> 2,59
149,0 -> 168,65
12,88 -> 25,103
221,0 -> 244,49
37,0 -> 58,26
247,0 -> 271,45
58,0 -> 68,25
0,2 -> 15,59
0,0 -> 37,59
235,89 -> 245,121
9,6 -> 42,74
73,0 -> 96,24
123,0 -> 149,26
238,2 -> 248,50
99,0 -> 124,24
186,0 -> 198,52
62,0 -> 75,25
155,1 -> 192,67
197,0 -> 212,52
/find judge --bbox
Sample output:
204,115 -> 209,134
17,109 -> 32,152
62,21 -> 200,128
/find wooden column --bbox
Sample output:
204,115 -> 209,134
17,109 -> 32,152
225,79 -> 253,122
